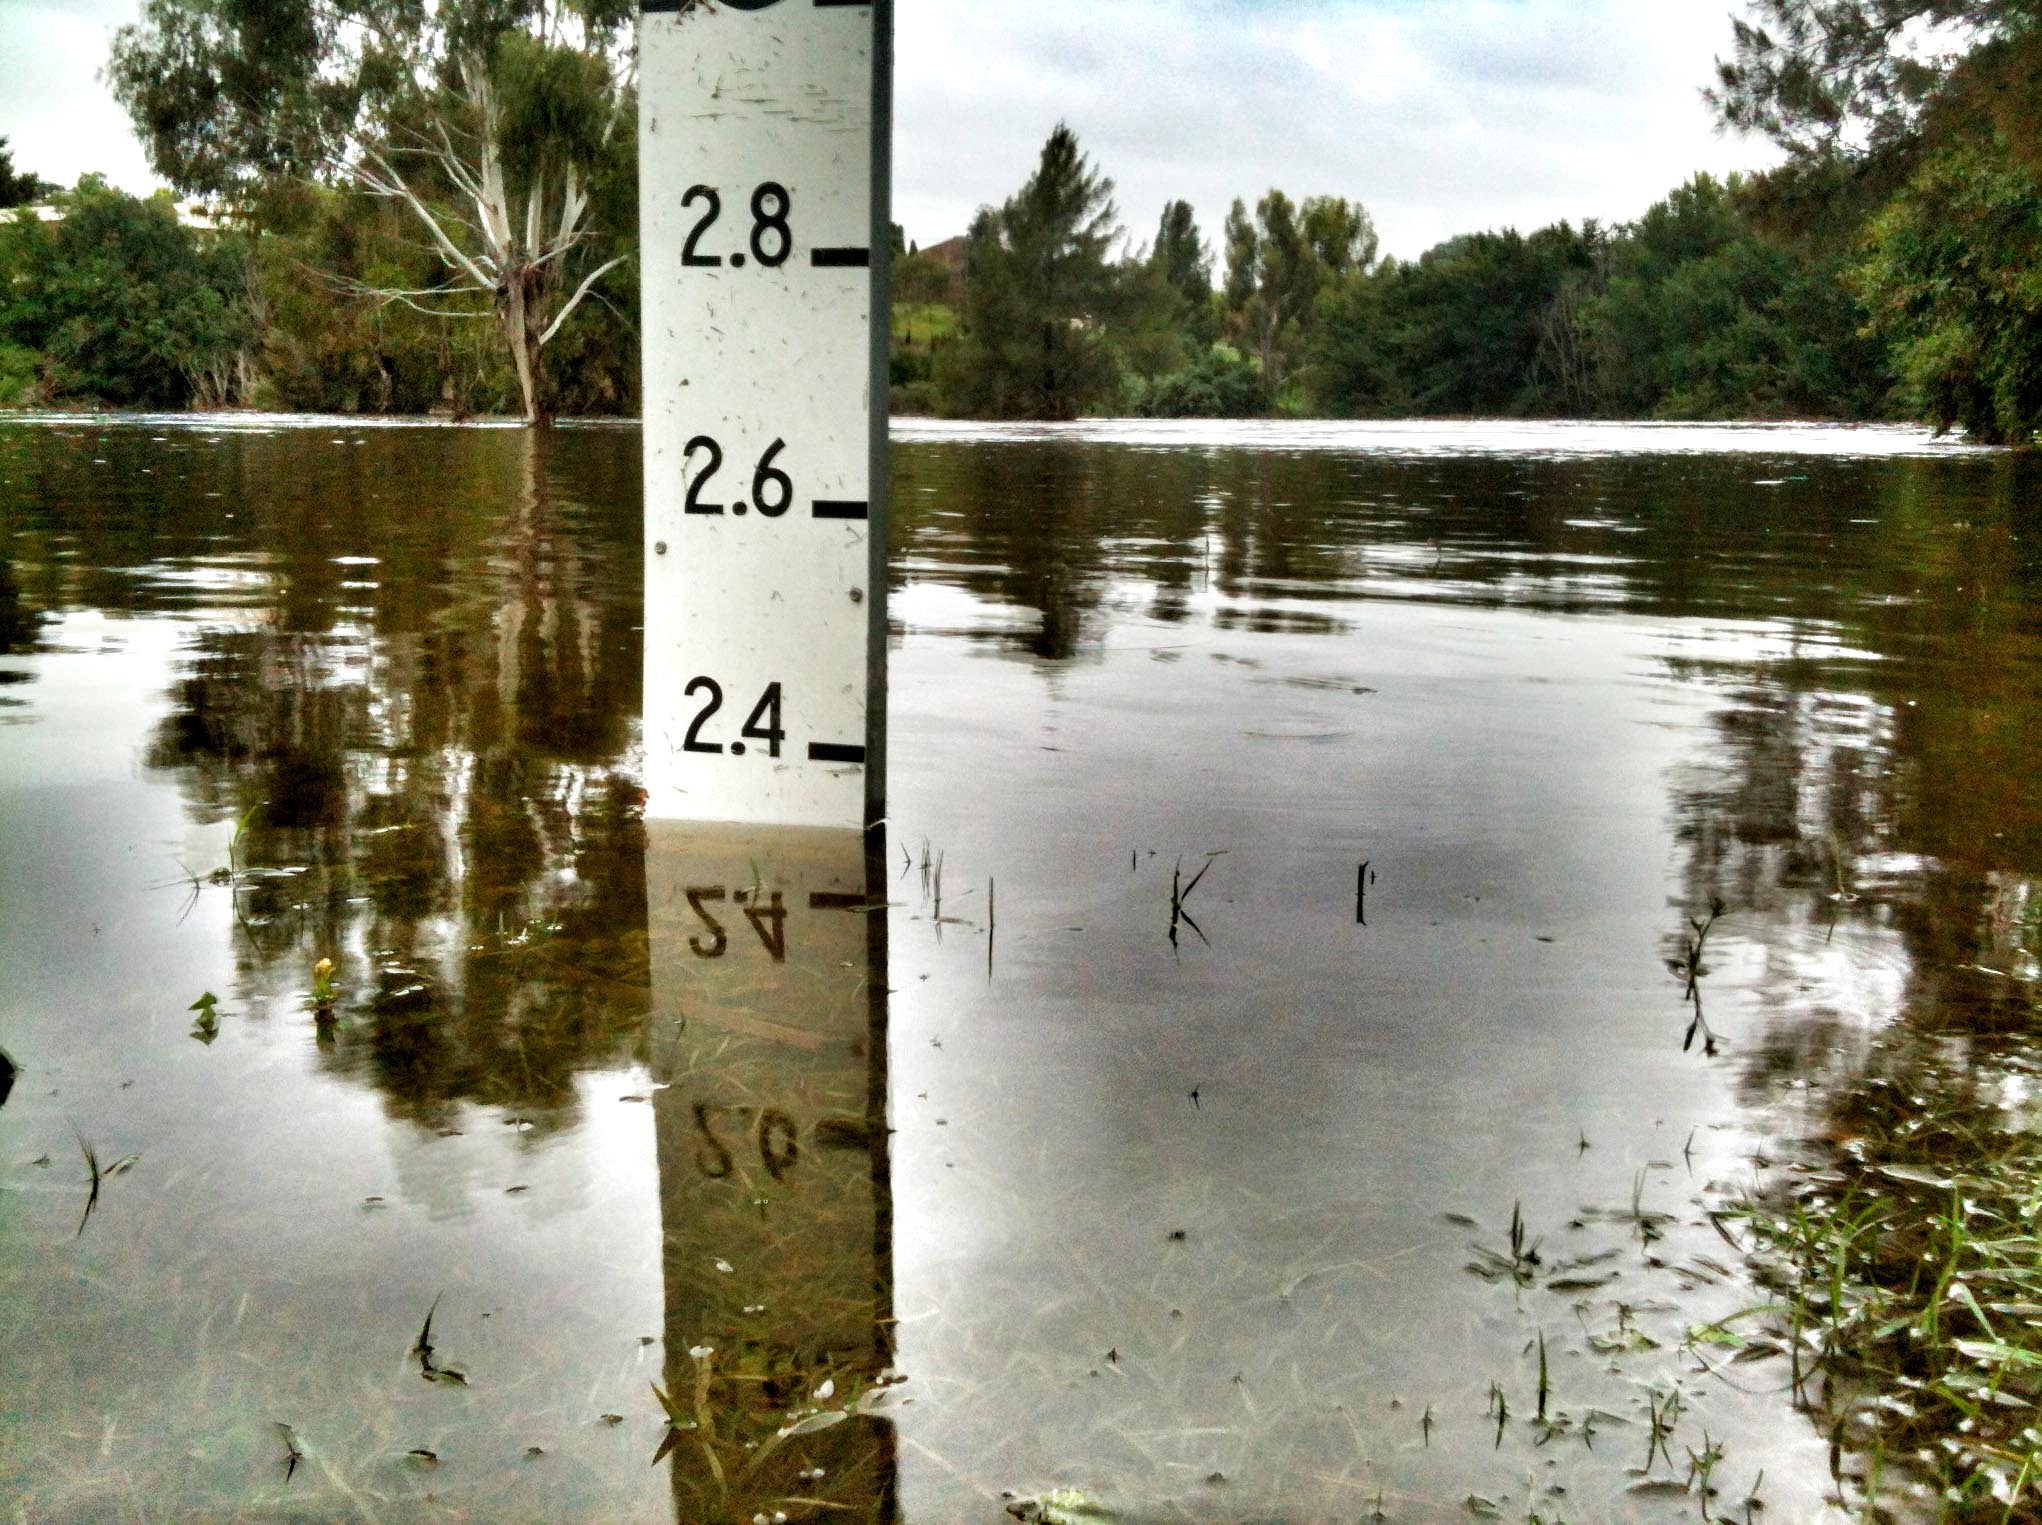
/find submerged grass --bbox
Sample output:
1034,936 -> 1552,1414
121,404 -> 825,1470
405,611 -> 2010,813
1720,1126 -> 2042,1518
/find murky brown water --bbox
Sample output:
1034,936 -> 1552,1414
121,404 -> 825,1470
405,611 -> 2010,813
0,417 -> 2036,1522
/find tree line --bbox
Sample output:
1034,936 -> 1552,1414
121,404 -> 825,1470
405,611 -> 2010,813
916,0 -> 2041,443
897,137 -> 1889,427
0,0 -> 2035,441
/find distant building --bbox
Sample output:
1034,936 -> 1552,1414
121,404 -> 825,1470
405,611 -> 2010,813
920,236 -> 968,304
14,199 -> 233,232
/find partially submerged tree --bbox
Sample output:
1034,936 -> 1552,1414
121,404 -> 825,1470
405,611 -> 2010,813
108,0 -> 635,424
1854,139 -> 2042,440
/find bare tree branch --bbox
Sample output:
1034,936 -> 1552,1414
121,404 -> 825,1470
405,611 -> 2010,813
540,255 -> 629,346
355,149 -> 497,293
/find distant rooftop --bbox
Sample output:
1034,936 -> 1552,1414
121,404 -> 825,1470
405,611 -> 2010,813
11,199 -> 233,231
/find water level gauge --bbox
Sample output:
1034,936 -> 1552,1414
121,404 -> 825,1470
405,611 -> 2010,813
639,0 -> 892,829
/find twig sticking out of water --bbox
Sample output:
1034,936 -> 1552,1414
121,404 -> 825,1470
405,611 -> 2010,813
1673,897 -> 1728,1054
71,1126 -> 136,1238
1468,1199 -> 1546,1287
1536,1330 -> 1550,1422
413,1293 -> 466,1385
74,1127 -> 100,1238
1676,897 -> 1727,1001
1683,986 -> 1720,1057
1169,854 -> 1220,947
1643,1389 -> 1683,1475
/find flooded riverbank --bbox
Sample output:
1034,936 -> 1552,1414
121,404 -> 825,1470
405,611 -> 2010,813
1,418 -> 2035,1520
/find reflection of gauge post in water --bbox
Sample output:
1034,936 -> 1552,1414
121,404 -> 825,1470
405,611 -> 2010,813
639,0 -> 893,830
646,823 -> 895,1516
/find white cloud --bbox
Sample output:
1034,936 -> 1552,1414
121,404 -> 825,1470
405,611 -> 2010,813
894,0 -> 1780,259
0,0 -> 159,195
0,0 -> 1777,260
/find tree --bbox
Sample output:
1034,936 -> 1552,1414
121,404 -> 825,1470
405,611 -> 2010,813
1315,223 -> 1593,417
892,247 -> 954,306
0,139 -> 53,209
108,0 -> 635,424
1579,175 -> 1887,419
940,124 -> 1124,420
1712,0 -> 2042,438
1222,199 -> 1257,311
251,185 -> 516,415
1310,262 -> 1408,415
1151,200 -> 1212,311
0,178 -> 254,408
1124,343 -> 1269,418
1710,0 -> 2042,169
1223,190 -> 1378,399
1854,136 -> 2042,440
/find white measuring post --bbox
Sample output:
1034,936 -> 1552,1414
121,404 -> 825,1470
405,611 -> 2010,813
639,0 -> 892,830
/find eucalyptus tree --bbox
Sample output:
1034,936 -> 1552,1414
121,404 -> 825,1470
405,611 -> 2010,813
1222,190 -> 1378,396
108,0 -> 636,423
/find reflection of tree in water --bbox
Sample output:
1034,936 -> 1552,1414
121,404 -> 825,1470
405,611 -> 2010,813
890,443 -> 2012,667
894,443 -> 1388,657
0,552 -> 40,655
1659,455 -> 2042,1498
0,546 -> 41,726
1666,456 -> 2041,1044
894,444 -> 1183,660
140,429 -> 649,1130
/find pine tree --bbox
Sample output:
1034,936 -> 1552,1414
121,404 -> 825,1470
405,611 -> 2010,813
945,123 -> 1122,420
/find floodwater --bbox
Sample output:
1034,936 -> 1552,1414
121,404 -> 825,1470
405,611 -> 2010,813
0,416 -> 2036,1523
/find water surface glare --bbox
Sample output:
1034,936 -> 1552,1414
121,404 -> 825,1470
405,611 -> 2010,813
1,419 -> 2037,1523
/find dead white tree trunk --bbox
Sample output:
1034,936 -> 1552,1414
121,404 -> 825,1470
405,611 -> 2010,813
346,58 -> 625,425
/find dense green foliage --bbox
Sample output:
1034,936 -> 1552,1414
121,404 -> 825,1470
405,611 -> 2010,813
1855,138 -> 2042,440
0,180 -> 253,408
1711,0 -> 2042,441
936,125 -> 1132,420
0,177 -> 634,416
108,0 -> 636,423
923,147 -> 1890,424
0,140 -> 54,209
5,2 -> 2039,432
1317,223 -> 1594,417
1224,191 -> 1377,402
1581,177 -> 1879,417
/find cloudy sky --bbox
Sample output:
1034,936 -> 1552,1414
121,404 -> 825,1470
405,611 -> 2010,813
0,0 -> 1777,259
